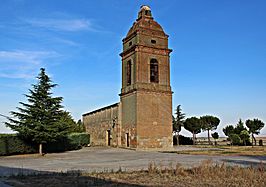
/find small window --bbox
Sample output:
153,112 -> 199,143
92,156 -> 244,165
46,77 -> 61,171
150,59 -> 159,83
129,41 -> 132,46
126,60 -> 131,85
151,39 -> 156,44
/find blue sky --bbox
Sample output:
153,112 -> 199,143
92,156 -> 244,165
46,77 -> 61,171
0,0 -> 265,137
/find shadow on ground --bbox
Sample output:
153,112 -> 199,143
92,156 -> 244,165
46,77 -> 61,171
0,166 -> 143,187
243,155 -> 266,161
221,158 -> 266,167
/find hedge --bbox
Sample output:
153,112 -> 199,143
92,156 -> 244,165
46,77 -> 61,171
44,133 -> 90,153
68,133 -> 90,147
0,134 -> 37,155
173,135 -> 193,145
0,133 -> 90,156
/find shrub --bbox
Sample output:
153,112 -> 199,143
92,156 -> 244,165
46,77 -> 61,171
44,133 -> 90,153
178,135 -> 193,145
239,130 -> 251,146
44,138 -> 71,153
229,134 -> 241,145
0,134 -> 37,156
68,133 -> 90,147
0,133 -> 90,156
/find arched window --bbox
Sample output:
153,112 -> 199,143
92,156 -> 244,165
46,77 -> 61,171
150,59 -> 159,83
126,60 -> 131,85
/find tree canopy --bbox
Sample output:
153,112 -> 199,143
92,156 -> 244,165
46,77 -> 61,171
239,130 -> 250,146
200,115 -> 220,131
223,125 -> 234,137
184,117 -> 201,145
200,115 -> 220,144
173,105 -> 185,133
172,105 -> 185,145
246,118 -> 265,146
211,132 -> 219,145
211,132 -> 219,140
246,119 -> 264,135
6,68 -> 72,154
234,119 -> 247,134
184,117 -> 201,134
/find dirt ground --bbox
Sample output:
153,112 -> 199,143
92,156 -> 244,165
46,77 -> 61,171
5,160 -> 266,187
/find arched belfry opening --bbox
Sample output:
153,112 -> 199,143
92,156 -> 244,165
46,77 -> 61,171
126,60 -> 132,86
150,59 -> 159,83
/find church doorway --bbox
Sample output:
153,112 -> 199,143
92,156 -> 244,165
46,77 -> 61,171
126,133 -> 130,147
106,130 -> 111,146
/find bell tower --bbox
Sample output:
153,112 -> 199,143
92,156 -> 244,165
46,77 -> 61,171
120,5 -> 173,149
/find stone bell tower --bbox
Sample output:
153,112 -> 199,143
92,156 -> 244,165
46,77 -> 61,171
120,5 -> 173,149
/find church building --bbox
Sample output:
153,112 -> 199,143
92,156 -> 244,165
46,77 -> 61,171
82,5 -> 173,149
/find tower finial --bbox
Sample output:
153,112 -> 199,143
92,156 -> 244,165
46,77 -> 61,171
140,5 -> 151,11
138,5 -> 152,20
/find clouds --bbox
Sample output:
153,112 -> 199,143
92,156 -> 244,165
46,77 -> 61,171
24,18 -> 94,32
0,14 -> 100,79
0,50 -> 59,79
0,12 -> 104,51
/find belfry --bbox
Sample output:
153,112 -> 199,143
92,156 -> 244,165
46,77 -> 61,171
83,5 -> 173,149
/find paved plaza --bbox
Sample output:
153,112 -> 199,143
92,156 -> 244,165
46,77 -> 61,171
0,147 -> 265,176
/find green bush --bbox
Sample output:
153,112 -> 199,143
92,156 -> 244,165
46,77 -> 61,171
178,135 -> 193,145
229,134 -> 241,145
0,133 -> 90,156
44,133 -> 89,153
68,133 -> 90,147
0,134 -> 37,156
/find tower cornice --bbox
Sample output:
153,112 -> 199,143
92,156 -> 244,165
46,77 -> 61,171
120,44 -> 172,58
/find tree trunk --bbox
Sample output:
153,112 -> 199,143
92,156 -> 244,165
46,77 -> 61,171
39,143 -> 43,155
177,132 -> 180,146
252,134 -> 256,146
208,129 -> 211,145
192,131 -> 195,145
251,133 -> 253,147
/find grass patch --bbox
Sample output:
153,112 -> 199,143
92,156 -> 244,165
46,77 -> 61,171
5,160 -> 266,187
176,146 -> 266,156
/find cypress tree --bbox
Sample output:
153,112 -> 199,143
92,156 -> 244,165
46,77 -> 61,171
173,105 -> 185,145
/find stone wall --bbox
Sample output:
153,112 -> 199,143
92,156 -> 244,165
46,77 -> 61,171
120,92 -> 138,148
136,90 -> 173,149
82,103 -> 121,147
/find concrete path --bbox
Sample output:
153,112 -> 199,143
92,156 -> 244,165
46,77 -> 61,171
0,147 -> 265,176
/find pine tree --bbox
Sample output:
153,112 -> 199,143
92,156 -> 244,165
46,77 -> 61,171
6,68 -> 70,155
200,115 -> 220,145
184,117 -> 201,145
246,118 -> 265,146
234,119 -> 247,134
